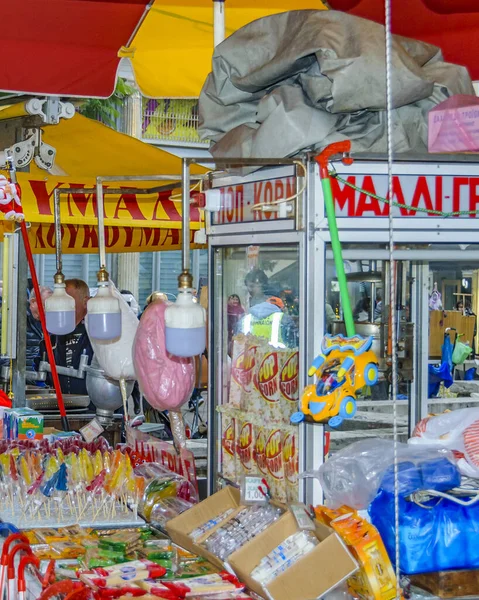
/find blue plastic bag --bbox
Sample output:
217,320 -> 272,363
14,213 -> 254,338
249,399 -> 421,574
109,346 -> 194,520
380,457 -> 460,497
428,362 -> 453,397
370,490 -> 479,574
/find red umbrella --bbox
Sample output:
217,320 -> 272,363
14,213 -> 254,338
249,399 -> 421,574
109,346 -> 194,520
327,0 -> 479,80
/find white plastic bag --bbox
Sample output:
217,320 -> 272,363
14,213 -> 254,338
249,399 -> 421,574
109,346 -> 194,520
85,282 -> 138,380
410,407 -> 479,477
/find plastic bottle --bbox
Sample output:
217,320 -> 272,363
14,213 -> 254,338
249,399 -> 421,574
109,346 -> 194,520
164,289 -> 206,357
87,284 -> 121,340
45,283 -> 76,335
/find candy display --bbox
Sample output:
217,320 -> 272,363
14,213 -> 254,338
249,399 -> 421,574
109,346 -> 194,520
0,437 -> 197,528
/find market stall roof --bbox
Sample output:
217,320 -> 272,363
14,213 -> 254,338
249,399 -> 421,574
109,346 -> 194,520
3,113 -> 206,254
0,0 -> 326,99
327,0 -> 479,80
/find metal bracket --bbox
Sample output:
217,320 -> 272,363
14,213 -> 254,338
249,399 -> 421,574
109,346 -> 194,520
25,97 -> 75,125
2,128 -> 56,171
39,352 -> 89,380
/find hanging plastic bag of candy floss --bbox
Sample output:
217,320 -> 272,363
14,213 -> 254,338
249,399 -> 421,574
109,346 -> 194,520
132,297 -> 195,412
85,281 -> 138,380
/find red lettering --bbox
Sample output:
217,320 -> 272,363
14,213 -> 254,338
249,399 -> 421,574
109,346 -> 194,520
46,225 -> 56,249
356,176 -> 382,216
226,186 -> 235,222
389,176 -> 408,216
470,178 -> 479,218
285,177 -> 295,199
332,176 -> 355,216
105,227 -> 120,248
29,181 -> 63,216
152,191 -> 182,221
453,177 -> 469,215
33,224 -> 47,249
122,227 -> 134,248
435,176 -> 443,214
82,226 -> 98,249
254,181 -> 263,221
114,193 -> 146,221
410,176 -> 434,216
65,224 -> 80,249
236,185 -> 244,223
66,185 -> 96,218
275,180 -> 284,203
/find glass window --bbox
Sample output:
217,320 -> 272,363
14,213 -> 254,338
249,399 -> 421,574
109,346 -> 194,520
213,243 -> 300,501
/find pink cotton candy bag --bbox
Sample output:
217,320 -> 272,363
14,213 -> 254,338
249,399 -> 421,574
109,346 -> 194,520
133,299 -> 195,410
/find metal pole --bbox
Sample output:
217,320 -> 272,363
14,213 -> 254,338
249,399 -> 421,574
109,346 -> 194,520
12,232 -> 27,407
213,0 -> 226,46
182,159 -> 191,273
96,179 -> 106,269
53,188 -> 63,274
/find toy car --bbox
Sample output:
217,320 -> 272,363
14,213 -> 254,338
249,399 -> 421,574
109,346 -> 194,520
291,334 -> 379,428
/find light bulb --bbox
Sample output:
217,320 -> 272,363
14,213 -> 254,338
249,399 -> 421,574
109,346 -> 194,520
87,283 -> 122,340
45,282 -> 76,335
165,289 -> 206,357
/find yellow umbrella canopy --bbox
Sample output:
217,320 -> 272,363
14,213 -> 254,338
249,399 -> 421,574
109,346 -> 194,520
123,0 -> 328,97
2,113 -> 206,253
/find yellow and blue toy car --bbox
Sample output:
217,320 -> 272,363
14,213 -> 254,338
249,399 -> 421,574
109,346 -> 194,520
291,334 -> 379,428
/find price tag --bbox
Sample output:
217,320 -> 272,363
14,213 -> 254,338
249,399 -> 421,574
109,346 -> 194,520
80,418 -> 104,443
242,475 -> 267,504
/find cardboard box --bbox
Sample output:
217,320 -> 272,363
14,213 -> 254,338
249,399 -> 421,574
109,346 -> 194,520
166,486 -> 243,569
11,408 -> 44,440
228,512 -> 358,600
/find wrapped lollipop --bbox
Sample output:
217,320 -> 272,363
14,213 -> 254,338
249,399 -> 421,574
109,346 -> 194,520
93,450 -> 103,478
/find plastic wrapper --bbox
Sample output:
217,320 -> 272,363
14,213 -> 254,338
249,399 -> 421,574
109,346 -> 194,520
135,462 -> 198,522
86,281 -> 138,380
132,299 -> 195,410
315,439 -> 459,509
411,407 -> 479,477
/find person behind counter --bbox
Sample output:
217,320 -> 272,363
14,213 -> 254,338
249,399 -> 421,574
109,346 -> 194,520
39,278 -> 93,395
27,286 -> 53,372
245,268 -> 269,307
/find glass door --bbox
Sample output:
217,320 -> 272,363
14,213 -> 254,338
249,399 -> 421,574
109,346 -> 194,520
210,242 -> 302,502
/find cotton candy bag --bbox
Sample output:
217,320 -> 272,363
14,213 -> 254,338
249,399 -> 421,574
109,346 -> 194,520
132,299 -> 195,410
85,282 -> 138,380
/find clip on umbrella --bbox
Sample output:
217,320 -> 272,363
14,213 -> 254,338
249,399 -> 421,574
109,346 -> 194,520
5,159 -> 69,431
315,141 -> 355,337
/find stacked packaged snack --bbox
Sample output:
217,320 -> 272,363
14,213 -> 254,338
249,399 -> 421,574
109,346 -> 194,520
237,414 -> 256,476
229,335 -> 248,408
319,508 -> 400,600
218,405 -> 240,483
220,331 -> 300,503
282,426 -> 299,503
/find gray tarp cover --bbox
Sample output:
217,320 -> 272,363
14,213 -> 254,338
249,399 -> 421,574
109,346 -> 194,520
198,10 -> 474,158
